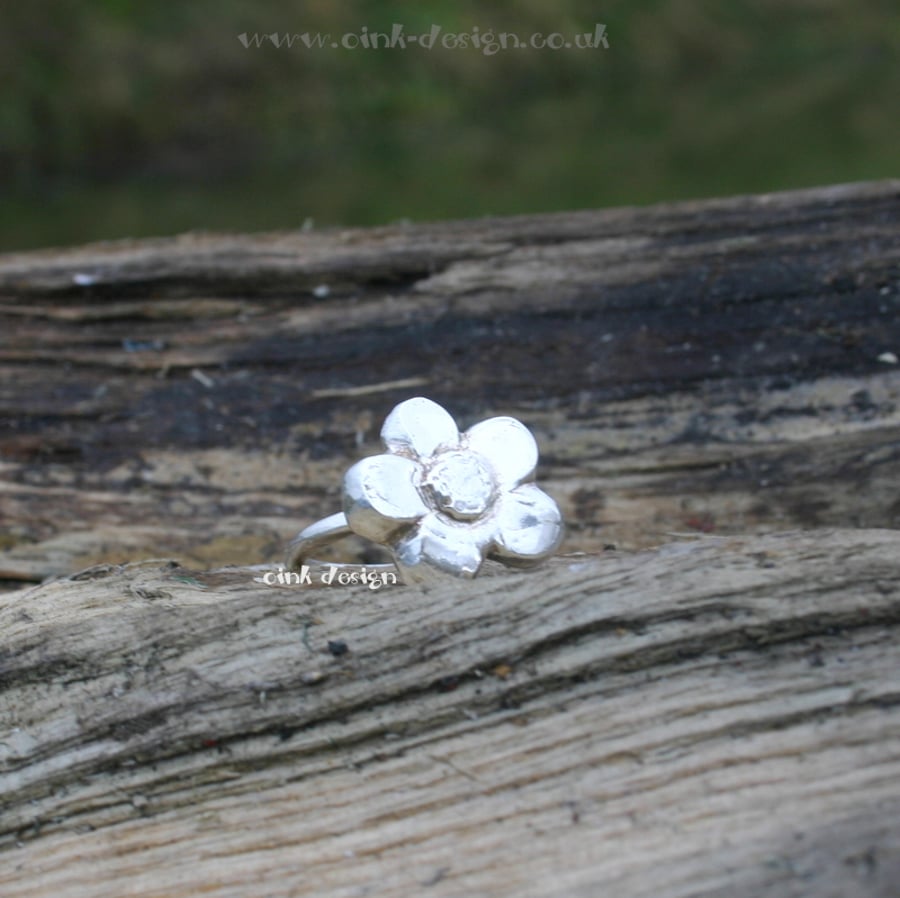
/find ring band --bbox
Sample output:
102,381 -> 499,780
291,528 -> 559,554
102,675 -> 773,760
286,512 -> 395,573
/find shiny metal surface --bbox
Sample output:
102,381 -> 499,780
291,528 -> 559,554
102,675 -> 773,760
288,397 -> 563,583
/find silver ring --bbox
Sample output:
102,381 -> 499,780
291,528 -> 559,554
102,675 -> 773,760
287,397 -> 564,584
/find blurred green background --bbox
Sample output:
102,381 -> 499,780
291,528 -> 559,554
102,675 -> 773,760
1,0 -> 897,251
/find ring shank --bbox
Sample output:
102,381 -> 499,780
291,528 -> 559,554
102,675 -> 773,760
286,512 -> 396,572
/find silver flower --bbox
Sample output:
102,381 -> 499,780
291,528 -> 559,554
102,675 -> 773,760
344,397 -> 563,582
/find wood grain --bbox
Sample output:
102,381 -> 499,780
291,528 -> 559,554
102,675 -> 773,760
1,181 -> 900,896
1,529 -> 899,897
1,180 -> 899,582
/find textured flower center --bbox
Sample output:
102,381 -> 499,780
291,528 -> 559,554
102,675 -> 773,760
423,451 -> 496,521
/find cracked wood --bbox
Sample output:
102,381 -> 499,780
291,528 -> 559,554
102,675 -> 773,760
1,529 -> 899,896
1,180 -> 899,581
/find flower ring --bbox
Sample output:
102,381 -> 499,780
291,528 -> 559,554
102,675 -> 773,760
287,397 -> 564,584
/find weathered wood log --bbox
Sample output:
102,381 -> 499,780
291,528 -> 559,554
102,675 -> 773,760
1,181 -> 900,895
1,529 -> 899,896
1,180 -> 899,581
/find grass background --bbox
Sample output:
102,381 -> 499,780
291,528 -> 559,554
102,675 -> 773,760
1,0 -> 897,251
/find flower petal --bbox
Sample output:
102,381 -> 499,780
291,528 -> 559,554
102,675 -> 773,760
381,397 -> 459,459
492,483 -> 563,562
464,416 -> 538,487
344,454 -> 428,541
394,513 -> 487,583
